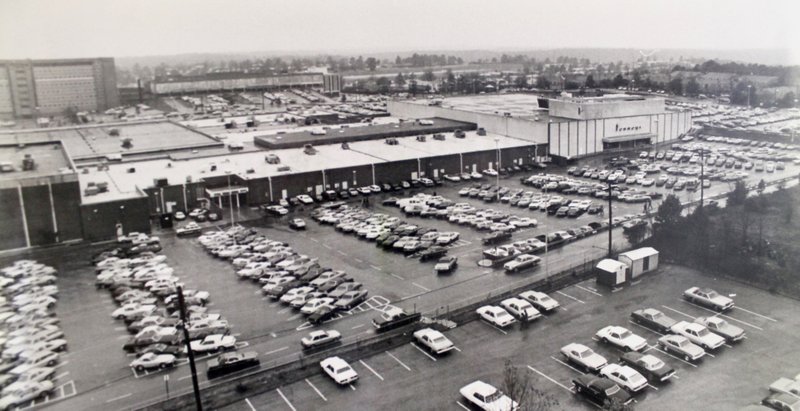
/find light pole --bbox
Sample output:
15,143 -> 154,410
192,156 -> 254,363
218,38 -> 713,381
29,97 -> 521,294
654,118 -> 659,154
225,171 -> 235,226
494,137 -> 500,199
747,85 -> 752,107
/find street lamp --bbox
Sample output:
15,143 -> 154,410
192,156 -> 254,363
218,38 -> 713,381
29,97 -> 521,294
494,137 -> 500,200
747,85 -> 752,107
225,170 -> 235,226
654,118 -> 659,153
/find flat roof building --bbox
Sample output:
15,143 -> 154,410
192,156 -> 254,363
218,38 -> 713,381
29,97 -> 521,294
0,58 -> 119,119
150,72 -> 324,95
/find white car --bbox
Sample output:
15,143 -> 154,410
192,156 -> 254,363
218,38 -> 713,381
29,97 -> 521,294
301,298 -> 335,315
476,305 -> 516,328
657,334 -> 705,361
561,343 -> 608,372
188,334 -> 236,353
413,328 -> 455,355
459,380 -> 519,411
600,363 -> 648,393
435,232 -> 460,245
595,326 -> 648,352
503,254 -> 541,273
499,298 -> 541,322
112,304 -> 156,320
129,353 -> 176,371
296,195 -> 314,205
482,169 -> 499,177
320,356 -> 358,385
518,290 -> 559,312
670,321 -> 726,350
280,286 -> 314,304
0,380 -> 53,410
683,287 -> 734,311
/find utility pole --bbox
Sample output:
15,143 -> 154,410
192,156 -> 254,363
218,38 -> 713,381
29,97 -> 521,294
607,179 -> 613,258
177,286 -> 203,411
699,148 -> 705,209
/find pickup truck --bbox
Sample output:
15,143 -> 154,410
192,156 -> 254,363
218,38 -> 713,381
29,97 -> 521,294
371,307 -> 421,332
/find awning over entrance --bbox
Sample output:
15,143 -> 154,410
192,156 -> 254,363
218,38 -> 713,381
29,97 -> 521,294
602,133 -> 655,144
205,186 -> 249,198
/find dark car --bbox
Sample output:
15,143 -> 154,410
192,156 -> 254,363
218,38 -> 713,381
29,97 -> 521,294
334,290 -> 369,310
572,375 -> 633,407
382,197 -> 399,206
379,235 -> 400,249
372,308 -> 422,332
619,352 -> 676,383
308,305 -> 340,325
206,351 -> 260,379
338,190 -> 350,199
123,334 -> 180,352
630,308 -> 678,334
328,282 -> 363,299
418,246 -> 448,262
434,256 -> 458,273
482,231 -> 512,245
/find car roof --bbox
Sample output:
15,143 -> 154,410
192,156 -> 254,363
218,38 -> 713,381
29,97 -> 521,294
464,380 -> 496,396
642,308 -> 661,316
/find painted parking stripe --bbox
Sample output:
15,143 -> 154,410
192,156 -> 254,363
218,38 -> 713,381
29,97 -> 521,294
106,393 -> 132,403
387,351 -> 412,371
54,372 -> 70,380
647,383 -> 659,391
349,384 -> 356,391
482,320 -> 508,335
661,305 -> 698,320
526,365 -> 574,393
276,388 -> 297,411
679,301 -> 764,331
412,282 -> 431,292
351,324 -> 365,330
456,401 -> 471,410
453,346 -> 462,352
359,360 -> 384,381
245,398 -> 257,411
354,258 -> 364,263
556,291 -> 585,304
575,285 -> 603,297
322,244 -> 332,250
370,265 -> 383,271
734,306 -> 777,322
337,250 -> 347,256
390,273 -> 405,280
264,346 -> 289,356
550,356 -> 585,375
305,379 -> 327,402
410,342 -> 437,362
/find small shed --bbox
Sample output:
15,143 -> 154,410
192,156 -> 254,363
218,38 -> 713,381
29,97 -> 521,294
596,259 -> 628,287
618,247 -> 659,279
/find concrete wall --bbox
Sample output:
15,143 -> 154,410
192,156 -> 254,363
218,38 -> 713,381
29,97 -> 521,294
325,164 -> 373,192
548,111 -> 693,159
374,158 -> 419,183
80,197 -> 151,242
549,98 -> 665,120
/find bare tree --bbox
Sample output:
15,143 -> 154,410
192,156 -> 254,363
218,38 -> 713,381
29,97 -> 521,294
502,360 -> 559,411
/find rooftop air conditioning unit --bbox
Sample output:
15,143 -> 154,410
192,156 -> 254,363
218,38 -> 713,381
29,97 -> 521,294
277,166 -> 291,172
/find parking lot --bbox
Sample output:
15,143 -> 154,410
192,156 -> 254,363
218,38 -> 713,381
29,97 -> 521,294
219,264 -> 800,411
16,138 -> 800,411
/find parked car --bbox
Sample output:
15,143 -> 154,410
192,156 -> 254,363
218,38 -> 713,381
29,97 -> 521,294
499,298 -> 541,322
289,219 -> 306,230
694,316 -> 745,343
595,326 -> 647,352
476,305 -> 516,328
320,356 -> 358,385
412,328 -> 455,355
561,343 -> 608,373
683,287 -> 734,311
618,352 -> 676,383
371,308 -> 421,332
301,330 -> 342,349
206,351 -> 260,379
503,254 -> 541,273
129,353 -> 176,371
630,308 -> 677,334
518,291 -> 559,312
572,375 -> 632,407
434,256 -> 458,273
599,363 -> 648,393
670,321 -> 726,351
459,380 -> 519,411
187,334 -> 236,354
657,335 -> 705,362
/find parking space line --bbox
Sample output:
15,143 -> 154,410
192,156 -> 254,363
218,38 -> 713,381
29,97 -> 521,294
245,398 -> 257,411
482,320 -> 508,335
650,346 -> 698,368
286,313 -> 302,322
337,250 -> 347,256
349,384 -> 356,391
55,371 -> 70,380
276,388 -> 297,411
387,351 -> 413,370
359,360 -> 384,381
550,356 -> 585,375
575,284 -> 603,297
526,365 -> 574,393
105,393 -> 132,403
647,383 -> 659,391
354,257 -> 364,263
389,273 -> 405,280
178,374 -> 193,381
264,346 -> 289,356
453,346 -> 462,352
351,324 -> 365,330
456,401 -> 471,410
661,305 -> 698,320
305,379 -> 327,402
309,238 -> 319,243
370,265 -> 383,271
678,301 -> 764,331
412,282 -> 431,292
556,291 -> 585,304
734,306 -> 778,322
322,244 -> 332,250
410,342 -> 437,362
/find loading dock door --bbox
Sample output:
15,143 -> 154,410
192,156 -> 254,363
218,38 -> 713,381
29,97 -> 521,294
315,185 -> 323,195
433,169 -> 439,178
342,181 -> 348,189
281,189 -> 287,199
472,164 -> 477,172
411,171 -> 418,180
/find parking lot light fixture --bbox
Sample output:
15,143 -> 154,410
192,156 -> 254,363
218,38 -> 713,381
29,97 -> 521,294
495,137 -> 500,200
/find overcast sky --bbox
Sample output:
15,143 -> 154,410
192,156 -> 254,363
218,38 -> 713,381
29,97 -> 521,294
1,0 -> 798,61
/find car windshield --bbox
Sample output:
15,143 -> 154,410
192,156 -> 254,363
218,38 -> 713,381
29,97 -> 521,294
432,336 -> 446,344
629,372 -> 647,385
706,290 -> 720,298
696,328 -> 710,336
578,348 -> 593,358
336,366 -> 352,374
644,357 -> 664,370
605,385 -> 620,396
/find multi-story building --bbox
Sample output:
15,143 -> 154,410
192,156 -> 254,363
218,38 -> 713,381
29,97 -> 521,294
0,58 -> 119,119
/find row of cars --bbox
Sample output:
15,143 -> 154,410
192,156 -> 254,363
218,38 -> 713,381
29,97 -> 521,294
197,226 -> 371,326
0,260 -> 64,411
524,173 -> 662,205
395,193 -> 539,233
555,286 -> 742,408
311,205 -> 462,263
94,234 -> 241,375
